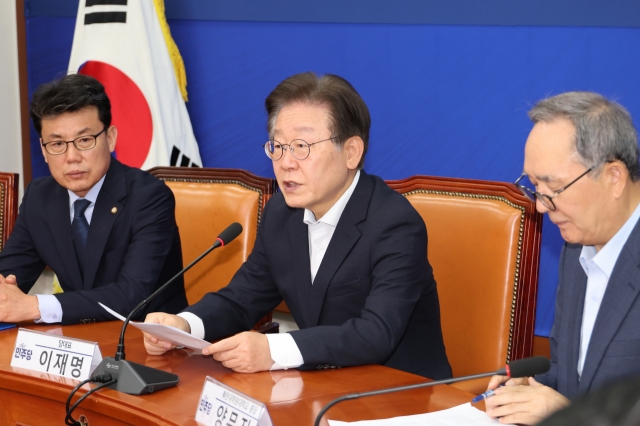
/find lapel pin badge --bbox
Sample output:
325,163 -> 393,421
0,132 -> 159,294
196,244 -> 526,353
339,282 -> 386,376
111,207 -> 118,214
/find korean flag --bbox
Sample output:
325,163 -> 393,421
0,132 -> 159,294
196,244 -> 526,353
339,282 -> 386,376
68,0 -> 202,169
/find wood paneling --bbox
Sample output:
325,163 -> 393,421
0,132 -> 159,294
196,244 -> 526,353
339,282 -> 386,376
16,0 -> 32,188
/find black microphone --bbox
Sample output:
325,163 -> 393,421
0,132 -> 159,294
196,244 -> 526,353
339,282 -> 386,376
91,222 -> 243,395
500,355 -> 549,379
313,356 -> 550,426
214,222 -> 243,248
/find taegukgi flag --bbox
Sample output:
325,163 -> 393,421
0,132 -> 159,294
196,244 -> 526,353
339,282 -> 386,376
68,0 -> 201,169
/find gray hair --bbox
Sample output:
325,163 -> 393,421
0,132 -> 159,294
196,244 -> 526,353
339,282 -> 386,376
529,91 -> 640,181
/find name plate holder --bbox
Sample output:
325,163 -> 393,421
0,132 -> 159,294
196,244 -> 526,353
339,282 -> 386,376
11,328 -> 102,381
196,376 -> 273,426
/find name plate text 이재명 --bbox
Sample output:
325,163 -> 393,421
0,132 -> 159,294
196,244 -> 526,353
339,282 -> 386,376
11,328 -> 102,381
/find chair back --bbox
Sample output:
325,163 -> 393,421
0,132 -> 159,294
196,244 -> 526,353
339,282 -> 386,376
148,167 -> 277,328
0,172 -> 19,251
386,175 -> 542,393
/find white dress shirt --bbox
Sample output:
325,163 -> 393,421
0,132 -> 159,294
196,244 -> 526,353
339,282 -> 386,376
180,171 -> 361,370
577,201 -> 640,376
35,175 -> 106,323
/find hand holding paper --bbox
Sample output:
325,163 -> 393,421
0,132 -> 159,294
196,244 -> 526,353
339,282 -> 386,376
143,312 -> 195,355
99,302 -> 209,352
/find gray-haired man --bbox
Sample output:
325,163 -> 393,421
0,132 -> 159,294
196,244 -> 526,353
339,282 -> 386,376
485,92 -> 640,424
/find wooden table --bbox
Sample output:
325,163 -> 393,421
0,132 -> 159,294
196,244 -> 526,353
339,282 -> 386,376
0,322 -> 479,425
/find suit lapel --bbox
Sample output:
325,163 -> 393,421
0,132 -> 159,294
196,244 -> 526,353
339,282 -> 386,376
48,184 -> 83,287
578,232 -> 640,393
563,249 -> 587,396
307,216 -> 362,326
294,172 -> 373,327
288,210 -> 312,329
83,159 -> 126,290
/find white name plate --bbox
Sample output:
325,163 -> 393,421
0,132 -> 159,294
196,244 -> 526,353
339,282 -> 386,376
196,376 -> 273,426
11,328 -> 102,381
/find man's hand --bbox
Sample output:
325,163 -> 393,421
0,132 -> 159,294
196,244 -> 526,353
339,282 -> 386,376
0,274 -> 18,285
143,312 -> 190,355
486,374 -> 529,390
203,332 -> 274,373
0,274 -> 40,322
485,377 -> 569,425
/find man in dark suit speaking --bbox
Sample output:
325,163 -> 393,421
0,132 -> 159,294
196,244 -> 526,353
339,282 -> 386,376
485,92 -> 640,424
143,72 -> 452,379
0,74 -> 187,325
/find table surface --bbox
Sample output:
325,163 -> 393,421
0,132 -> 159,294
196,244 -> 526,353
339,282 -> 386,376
0,321 -> 480,425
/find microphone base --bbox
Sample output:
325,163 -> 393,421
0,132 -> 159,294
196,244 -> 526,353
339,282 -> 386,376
93,357 -> 179,395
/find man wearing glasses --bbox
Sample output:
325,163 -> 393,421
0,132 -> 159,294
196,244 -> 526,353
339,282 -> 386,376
0,74 -> 187,324
485,92 -> 640,425
143,72 -> 452,380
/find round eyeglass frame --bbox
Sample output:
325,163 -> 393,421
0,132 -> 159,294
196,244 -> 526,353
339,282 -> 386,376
41,127 -> 107,155
514,167 -> 592,211
264,137 -> 336,161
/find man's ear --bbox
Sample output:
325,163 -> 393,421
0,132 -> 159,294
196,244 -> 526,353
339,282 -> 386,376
605,161 -> 627,199
107,125 -> 118,153
344,136 -> 364,170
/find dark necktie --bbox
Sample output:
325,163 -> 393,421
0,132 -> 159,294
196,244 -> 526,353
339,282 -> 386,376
72,198 -> 91,275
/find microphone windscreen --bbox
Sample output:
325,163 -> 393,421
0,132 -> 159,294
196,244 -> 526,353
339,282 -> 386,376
507,356 -> 550,378
217,222 -> 243,246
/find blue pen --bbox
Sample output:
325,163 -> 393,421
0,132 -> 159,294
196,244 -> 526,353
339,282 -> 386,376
0,323 -> 16,331
472,389 -> 495,403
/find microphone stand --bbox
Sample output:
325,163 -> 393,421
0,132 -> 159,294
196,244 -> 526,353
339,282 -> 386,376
114,239 -> 224,362
92,223 -> 242,395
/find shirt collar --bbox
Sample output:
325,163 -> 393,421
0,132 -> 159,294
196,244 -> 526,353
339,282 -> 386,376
580,201 -> 640,277
303,170 -> 360,226
68,174 -> 106,208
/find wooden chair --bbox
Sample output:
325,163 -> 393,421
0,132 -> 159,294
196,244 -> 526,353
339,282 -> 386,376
0,172 -> 19,251
148,167 -> 278,332
386,175 -> 542,394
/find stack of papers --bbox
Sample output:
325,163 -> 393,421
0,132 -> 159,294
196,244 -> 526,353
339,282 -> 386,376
328,403 -> 513,426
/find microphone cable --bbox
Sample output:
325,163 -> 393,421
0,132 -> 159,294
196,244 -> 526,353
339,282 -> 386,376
65,373 -> 117,425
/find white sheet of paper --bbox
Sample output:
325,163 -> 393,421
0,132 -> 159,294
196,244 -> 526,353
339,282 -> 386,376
99,302 -> 210,352
327,403 -> 513,426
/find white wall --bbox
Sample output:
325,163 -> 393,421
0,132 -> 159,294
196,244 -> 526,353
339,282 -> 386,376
0,1 -> 24,198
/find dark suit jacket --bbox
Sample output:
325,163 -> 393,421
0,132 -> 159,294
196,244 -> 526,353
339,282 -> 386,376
186,171 -> 452,379
0,158 -> 187,324
536,218 -> 640,397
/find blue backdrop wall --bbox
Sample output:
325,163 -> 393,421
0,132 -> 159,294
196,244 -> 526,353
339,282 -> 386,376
23,0 -> 640,337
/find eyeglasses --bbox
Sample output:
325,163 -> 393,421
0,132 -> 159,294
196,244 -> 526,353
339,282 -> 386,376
41,127 -> 107,155
514,168 -> 592,211
264,137 -> 336,161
